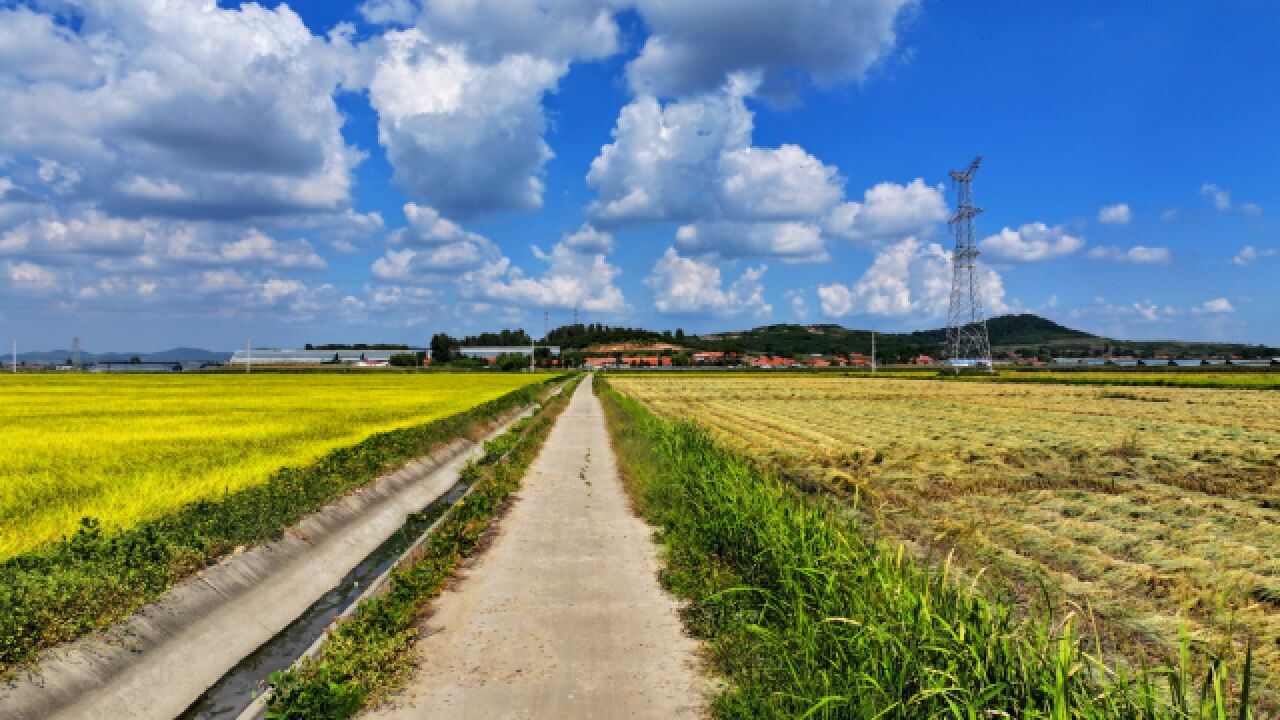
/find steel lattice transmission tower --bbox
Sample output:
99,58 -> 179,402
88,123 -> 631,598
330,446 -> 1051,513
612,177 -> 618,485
945,156 -> 993,370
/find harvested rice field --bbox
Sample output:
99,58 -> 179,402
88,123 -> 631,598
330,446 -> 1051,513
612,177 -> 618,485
0,373 -> 546,558
609,374 -> 1280,699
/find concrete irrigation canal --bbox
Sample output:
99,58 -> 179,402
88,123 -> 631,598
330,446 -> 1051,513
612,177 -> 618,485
1,381 -> 704,720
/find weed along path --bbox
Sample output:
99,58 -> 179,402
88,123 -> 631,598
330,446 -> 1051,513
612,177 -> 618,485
364,380 -> 705,720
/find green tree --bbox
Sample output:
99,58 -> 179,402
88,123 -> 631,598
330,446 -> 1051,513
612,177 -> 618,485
430,333 -> 456,364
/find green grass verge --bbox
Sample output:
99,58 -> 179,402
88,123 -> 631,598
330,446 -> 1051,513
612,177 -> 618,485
596,376 -> 1255,719
0,376 -> 566,676
264,376 -> 581,719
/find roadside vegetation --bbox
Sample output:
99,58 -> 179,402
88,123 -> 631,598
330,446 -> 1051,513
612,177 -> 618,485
0,376 -> 559,676
265,376 -> 581,719
605,375 -> 1270,715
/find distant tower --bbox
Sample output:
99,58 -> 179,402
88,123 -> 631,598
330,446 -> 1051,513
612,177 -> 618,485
544,310 -> 550,340
71,337 -> 82,369
945,156 -> 993,370
573,304 -> 580,327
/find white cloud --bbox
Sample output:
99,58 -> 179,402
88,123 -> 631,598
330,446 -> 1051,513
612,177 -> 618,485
218,230 -> 327,270
627,0 -> 917,101
1240,202 -> 1263,218
1160,209 -> 1178,221
980,222 -> 1084,262
4,260 -> 57,292
460,243 -> 626,312
1201,183 -> 1232,212
819,237 -> 1007,318
1231,245 -> 1276,266
1069,298 -> 1177,325
588,76 -> 756,224
373,203 -> 499,279
1086,245 -> 1172,264
368,29 -> 564,219
825,178 -> 948,245
784,288 -> 808,319
0,1 -> 361,220
359,0 -> 419,26
718,145 -> 844,220
1193,297 -> 1234,314
817,283 -> 855,317
646,248 -> 771,317
1097,203 -> 1131,225
587,75 -> 843,262
562,225 -> 614,253
674,221 -> 828,263
410,0 -> 621,63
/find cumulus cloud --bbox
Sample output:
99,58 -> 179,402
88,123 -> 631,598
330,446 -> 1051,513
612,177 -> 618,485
1240,202 -> 1263,218
588,75 -> 843,262
1231,245 -> 1276,266
1086,245 -> 1172,264
627,0 -> 916,101
359,0 -> 419,26
368,30 -> 564,220
218,230 -> 327,270
0,1 -> 362,220
646,248 -> 771,316
4,260 -> 58,292
1068,297 -> 1177,325
1192,297 -> 1234,314
784,288 -> 809,319
1097,203 -> 1131,225
819,237 -> 1006,318
562,225 -> 614,253
371,203 -> 502,280
1200,183 -> 1232,212
409,0 -> 621,63
825,178 -> 948,245
718,145 -> 844,219
674,221 -> 828,263
460,242 -> 626,312
981,223 -> 1084,262
0,210 -> 329,272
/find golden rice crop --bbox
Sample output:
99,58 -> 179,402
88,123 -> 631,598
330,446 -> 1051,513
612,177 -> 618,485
0,373 -> 545,558
610,374 -> 1280,701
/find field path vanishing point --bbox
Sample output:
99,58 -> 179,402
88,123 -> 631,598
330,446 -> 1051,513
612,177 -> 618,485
363,380 -> 706,720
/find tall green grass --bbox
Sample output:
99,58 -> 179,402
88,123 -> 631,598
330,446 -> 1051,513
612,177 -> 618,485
598,377 -> 1254,719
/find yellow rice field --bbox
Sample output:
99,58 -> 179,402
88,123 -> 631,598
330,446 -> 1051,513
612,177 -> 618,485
0,373 -> 545,558
610,374 -> 1280,695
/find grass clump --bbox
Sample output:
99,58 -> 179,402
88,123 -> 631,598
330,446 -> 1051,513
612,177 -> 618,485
264,376 -> 580,719
0,378 -> 562,676
597,377 -> 1255,719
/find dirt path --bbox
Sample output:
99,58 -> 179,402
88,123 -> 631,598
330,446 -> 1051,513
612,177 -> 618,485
363,380 -> 704,720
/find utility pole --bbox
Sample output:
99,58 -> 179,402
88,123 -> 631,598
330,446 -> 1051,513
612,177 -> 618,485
573,304 -> 579,327
529,334 -> 536,373
72,337 -> 82,369
871,330 -> 877,374
945,155 -> 994,373
246,339 -> 252,374
11,340 -> 15,373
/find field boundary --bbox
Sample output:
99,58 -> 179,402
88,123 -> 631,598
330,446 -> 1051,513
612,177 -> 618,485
0,395 -> 549,720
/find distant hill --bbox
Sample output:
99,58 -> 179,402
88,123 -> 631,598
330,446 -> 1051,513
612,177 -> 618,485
17,347 -> 232,364
688,314 -> 1277,361
901,314 -> 1096,347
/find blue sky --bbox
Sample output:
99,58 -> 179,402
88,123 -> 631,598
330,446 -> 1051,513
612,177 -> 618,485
0,0 -> 1276,351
